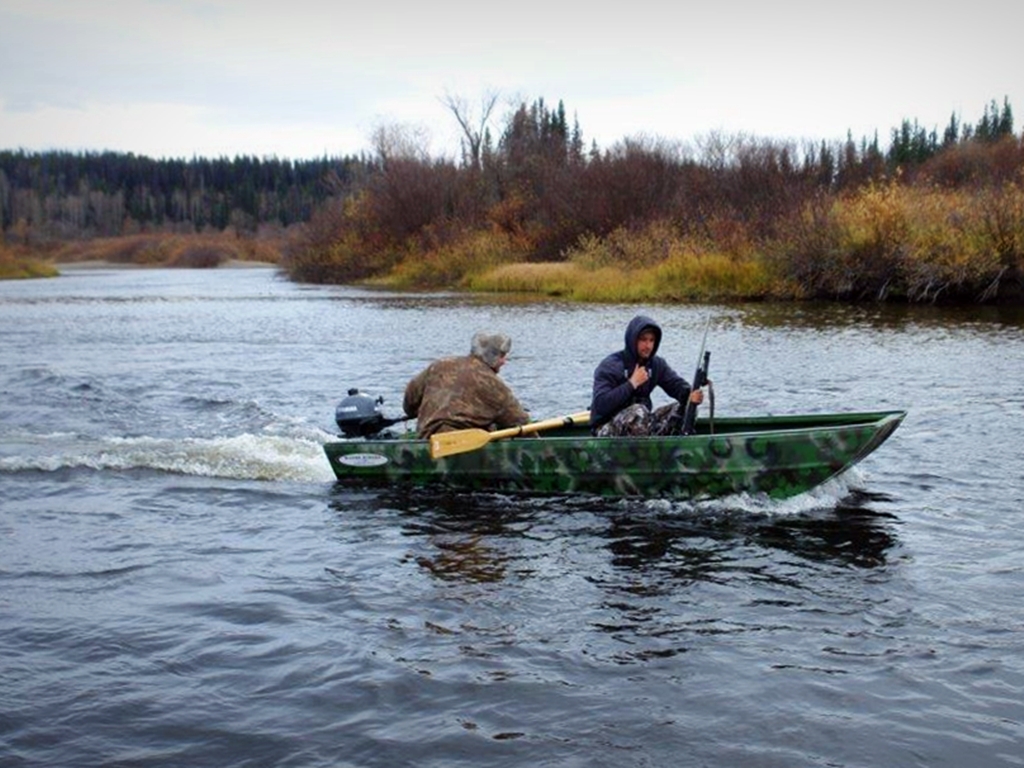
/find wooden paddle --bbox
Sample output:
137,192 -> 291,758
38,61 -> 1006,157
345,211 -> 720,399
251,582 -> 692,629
429,411 -> 591,459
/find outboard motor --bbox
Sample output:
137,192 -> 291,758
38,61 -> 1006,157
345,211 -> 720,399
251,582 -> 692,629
335,388 -> 405,438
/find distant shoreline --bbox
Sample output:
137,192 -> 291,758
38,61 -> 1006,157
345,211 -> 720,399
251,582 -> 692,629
56,259 -> 279,271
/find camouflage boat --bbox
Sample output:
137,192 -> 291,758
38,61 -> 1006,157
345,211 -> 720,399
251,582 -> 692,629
323,400 -> 906,500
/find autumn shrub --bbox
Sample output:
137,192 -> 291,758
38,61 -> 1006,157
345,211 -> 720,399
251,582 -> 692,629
833,181 -> 1024,301
233,229 -> 284,264
921,135 -> 1024,188
384,228 -> 528,289
770,178 -> 1024,302
769,179 -> 915,299
42,235 -> 163,264
486,192 -> 543,253
834,178 -> 909,299
576,139 -> 685,236
696,214 -> 759,259
282,193 -> 402,283
366,157 -> 473,245
975,181 -> 1024,269
166,231 -> 283,267
568,220 -> 678,270
168,242 -> 229,268
892,187 -> 988,301
900,182 -> 1024,301
0,240 -> 58,279
766,194 -> 843,299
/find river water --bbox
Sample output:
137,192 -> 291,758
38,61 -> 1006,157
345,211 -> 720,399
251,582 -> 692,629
2,266 -> 1023,767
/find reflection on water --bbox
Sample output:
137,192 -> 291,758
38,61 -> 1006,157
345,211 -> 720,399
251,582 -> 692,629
603,493 -> 897,575
324,486 -> 904,675
329,289 -> 579,313
413,536 -> 509,583
314,285 -> 1024,334
733,300 -> 1024,332
330,487 -> 899,594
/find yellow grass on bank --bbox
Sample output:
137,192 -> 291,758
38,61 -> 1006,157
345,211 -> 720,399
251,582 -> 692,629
0,242 -> 59,279
466,253 -> 783,303
401,218 -> 788,302
368,229 -> 531,290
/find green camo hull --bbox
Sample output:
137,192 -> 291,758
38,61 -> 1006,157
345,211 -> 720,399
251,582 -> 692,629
323,410 -> 906,500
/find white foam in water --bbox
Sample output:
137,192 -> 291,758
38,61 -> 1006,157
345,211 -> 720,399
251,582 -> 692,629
729,469 -> 860,514
0,431 -> 337,482
634,465 -> 864,517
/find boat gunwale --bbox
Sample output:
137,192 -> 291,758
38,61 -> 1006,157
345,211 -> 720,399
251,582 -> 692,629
324,409 -> 908,452
322,409 -> 907,500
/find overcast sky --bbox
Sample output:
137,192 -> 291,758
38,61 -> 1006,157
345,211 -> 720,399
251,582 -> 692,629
1,0 -> 1021,161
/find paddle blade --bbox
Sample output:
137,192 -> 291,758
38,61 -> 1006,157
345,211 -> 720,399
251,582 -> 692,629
428,410 -> 591,460
429,428 -> 493,459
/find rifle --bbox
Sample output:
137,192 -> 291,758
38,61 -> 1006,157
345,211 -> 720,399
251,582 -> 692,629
680,319 -> 711,436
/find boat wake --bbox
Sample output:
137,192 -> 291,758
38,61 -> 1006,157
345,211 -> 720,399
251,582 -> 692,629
0,430 -> 337,482
630,467 -> 868,518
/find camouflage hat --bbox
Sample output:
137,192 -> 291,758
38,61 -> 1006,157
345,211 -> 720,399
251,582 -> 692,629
471,332 -> 512,369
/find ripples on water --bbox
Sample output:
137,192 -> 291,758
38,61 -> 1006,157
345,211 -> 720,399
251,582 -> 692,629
2,268 -> 1024,767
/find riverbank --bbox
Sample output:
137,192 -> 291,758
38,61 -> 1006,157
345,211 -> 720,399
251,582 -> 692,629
0,248 -> 59,279
54,259 -> 278,271
0,258 -> 279,280
6,215 -> 1023,306
0,231 -> 283,280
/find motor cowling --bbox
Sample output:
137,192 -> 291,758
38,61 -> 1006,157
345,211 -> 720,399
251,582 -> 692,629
335,388 -> 389,438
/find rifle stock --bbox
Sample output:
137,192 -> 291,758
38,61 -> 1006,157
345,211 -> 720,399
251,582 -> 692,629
680,320 -> 712,436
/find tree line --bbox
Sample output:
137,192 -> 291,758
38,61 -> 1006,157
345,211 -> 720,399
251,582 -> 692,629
1,96 -> 1020,298
0,150 -> 370,241
282,96 -> 1021,289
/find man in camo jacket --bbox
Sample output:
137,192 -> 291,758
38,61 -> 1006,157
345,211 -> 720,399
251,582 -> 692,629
404,332 -> 530,438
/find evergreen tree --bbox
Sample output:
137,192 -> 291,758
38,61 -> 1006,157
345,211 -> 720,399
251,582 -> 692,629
943,112 -> 960,146
998,96 -> 1014,137
0,149 -> 368,238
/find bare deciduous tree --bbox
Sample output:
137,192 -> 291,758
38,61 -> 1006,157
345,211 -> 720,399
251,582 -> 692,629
371,122 -> 431,169
441,90 -> 500,170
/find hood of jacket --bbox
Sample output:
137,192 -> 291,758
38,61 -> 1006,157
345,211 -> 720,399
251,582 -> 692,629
623,315 -> 662,368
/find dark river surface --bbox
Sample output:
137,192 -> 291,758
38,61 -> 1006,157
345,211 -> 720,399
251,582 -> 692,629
2,265 -> 1023,768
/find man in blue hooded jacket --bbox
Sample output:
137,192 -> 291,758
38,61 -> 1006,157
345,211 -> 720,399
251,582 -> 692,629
590,315 -> 704,436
